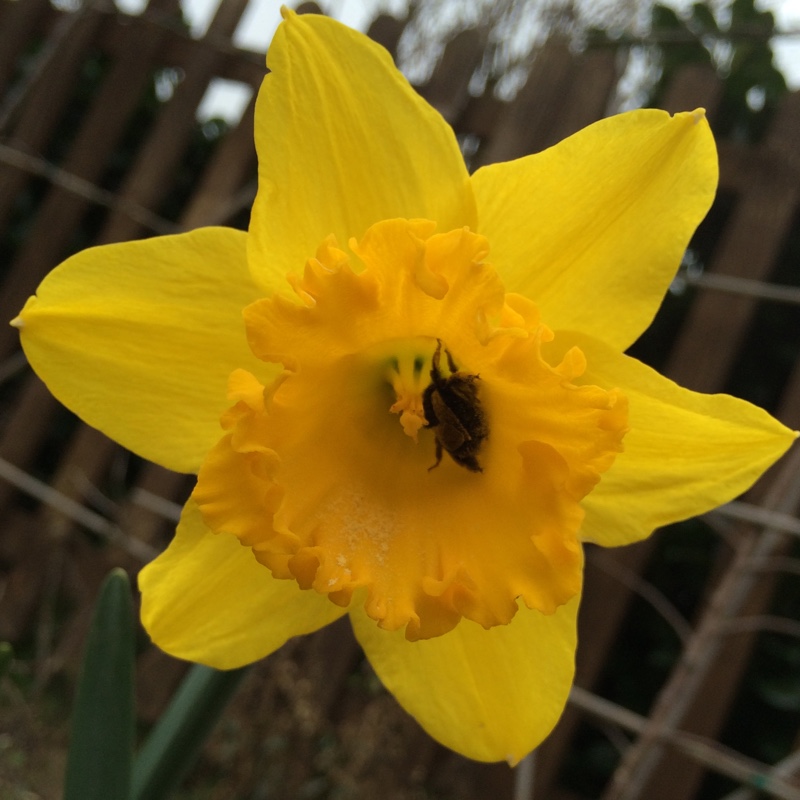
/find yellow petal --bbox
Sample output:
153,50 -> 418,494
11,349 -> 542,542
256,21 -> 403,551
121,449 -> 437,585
139,499 -> 346,669
472,109 -> 717,350
542,332 -> 797,547
15,228 -> 268,473
350,594 -> 580,763
247,10 -> 476,292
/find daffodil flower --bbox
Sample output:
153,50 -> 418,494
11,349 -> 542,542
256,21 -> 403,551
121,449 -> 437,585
13,10 -> 795,763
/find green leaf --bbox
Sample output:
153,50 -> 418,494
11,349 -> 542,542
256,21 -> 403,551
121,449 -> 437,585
131,663 -> 248,800
64,568 -> 135,800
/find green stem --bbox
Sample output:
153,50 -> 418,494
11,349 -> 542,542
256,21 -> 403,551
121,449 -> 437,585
131,663 -> 249,800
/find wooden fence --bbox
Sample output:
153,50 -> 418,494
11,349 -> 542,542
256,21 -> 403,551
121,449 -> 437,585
0,0 -> 798,798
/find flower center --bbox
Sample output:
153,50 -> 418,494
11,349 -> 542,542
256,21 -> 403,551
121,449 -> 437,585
193,219 -> 629,640
381,341 -> 431,443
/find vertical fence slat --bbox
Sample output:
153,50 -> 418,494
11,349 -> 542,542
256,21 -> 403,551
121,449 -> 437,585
0,4 -> 105,231
0,0 -> 53,100
475,40 -> 577,167
179,95 -> 258,228
96,0 -> 251,245
418,28 -> 484,125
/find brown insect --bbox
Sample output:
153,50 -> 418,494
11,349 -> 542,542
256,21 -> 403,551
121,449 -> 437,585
422,339 -> 488,472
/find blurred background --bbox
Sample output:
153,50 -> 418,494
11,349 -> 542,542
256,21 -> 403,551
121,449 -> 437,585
0,0 -> 799,797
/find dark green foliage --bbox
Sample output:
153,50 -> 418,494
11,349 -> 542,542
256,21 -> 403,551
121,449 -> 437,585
63,569 -> 135,800
132,665 -> 248,800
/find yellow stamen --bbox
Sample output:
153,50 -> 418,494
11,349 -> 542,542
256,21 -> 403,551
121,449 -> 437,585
385,344 -> 434,442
